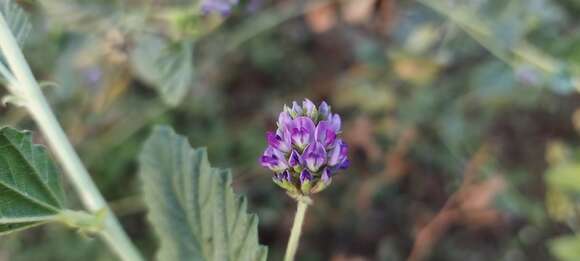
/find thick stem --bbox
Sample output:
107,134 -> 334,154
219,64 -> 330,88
0,14 -> 143,261
284,200 -> 309,261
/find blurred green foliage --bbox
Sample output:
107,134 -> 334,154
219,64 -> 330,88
0,0 -> 580,260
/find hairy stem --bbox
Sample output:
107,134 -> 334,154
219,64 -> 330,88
284,200 -> 309,261
0,14 -> 143,261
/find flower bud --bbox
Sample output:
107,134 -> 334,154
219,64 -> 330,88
303,99 -> 318,121
318,101 -> 330,120
311,168 -> 332,194
289,101 -> 303,118
300,170 -> 313,194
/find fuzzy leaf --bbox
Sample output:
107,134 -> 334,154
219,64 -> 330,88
131,35 -> 194,107
0,127 -> 65,235
0,0 -> 31,45
139,126 -> 268,261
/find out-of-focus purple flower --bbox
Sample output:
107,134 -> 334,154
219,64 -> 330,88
260,99 -> 349,196
201,0 -> 239,16
515,65 -> 542,87
245,0 -> 263,13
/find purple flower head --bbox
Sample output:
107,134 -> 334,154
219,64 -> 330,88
260,99 -> 349,196
201,0 -> 239,16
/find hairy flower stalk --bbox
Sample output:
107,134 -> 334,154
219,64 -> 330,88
0,13 -> 143,261
260,99 -> 349,261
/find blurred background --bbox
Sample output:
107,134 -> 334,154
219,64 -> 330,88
1,0 -> 580,260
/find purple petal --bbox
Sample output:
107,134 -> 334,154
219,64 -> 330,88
288,150 -> 303,168
267,131 -> 291,153
339,159 -> 350,169
327,139 -> 344,166
280,170 -> 292,182
260,147 -> 288,172
318,101 -> 330,120
310,168 -> 332,194
260,155 -> 275,166
321,168 -> 332,184
328,139 -> 349,170
339,141 -> 348,158
291,101 -> 303,117
330,114 -> 341,132
302,99 -> 317,119
287,116 -> 315,149
315,121 -> 337,148
300,169 -> 312,184
303,142 -> 327,172
277,111 -> 292,130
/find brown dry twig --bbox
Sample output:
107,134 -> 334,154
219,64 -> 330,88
407,144 -> 505,261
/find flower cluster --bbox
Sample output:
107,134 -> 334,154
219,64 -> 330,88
260,99 -> 349,197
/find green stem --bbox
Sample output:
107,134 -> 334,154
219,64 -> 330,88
284,200 -> 309,261
0,13 -> 143,261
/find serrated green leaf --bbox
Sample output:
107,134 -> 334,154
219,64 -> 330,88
131,35 -> 194,107
0,0 -> 31,45
139,126 -> 268,261
0,127 -> 65,235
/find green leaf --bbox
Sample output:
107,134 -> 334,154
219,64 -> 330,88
139,126 -> 268,261
131,35 -> 194,107
0,0 -> 31,45
0,127 -> 65,235
550,235 -> 580,261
